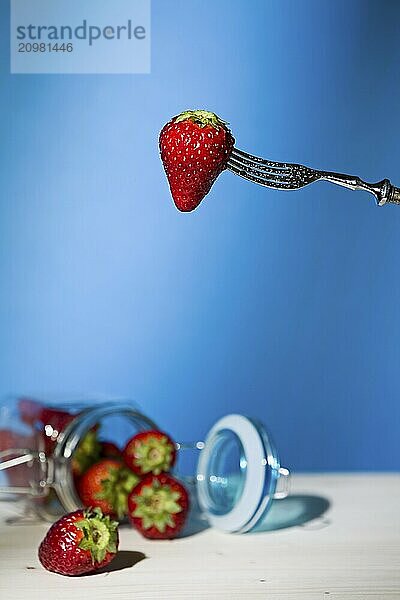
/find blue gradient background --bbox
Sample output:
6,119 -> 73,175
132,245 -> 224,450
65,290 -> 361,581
1,0 -> 399,471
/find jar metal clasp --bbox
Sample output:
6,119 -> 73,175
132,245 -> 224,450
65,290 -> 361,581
0,448 -> 54,497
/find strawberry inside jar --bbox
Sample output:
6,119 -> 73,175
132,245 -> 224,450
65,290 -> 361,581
0,397 -> 159,521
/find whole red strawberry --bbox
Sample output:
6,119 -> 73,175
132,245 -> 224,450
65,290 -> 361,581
18,397 -> 43,426
100,441 -> 122,459
159,109 -> 235,212
72,428 -> 101,478
38,406 -> 76,449
38,507 -> 119,576
127,473 -> 189,539
78,458 -> 139,519
123,429 -> 176,477
18,399 -> 76,453
18,400 -> 101,472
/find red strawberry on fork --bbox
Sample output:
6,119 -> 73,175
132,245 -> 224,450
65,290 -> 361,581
159,109 -> 235,212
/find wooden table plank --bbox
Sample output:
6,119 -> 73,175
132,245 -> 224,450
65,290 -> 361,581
0,474 -> 399,599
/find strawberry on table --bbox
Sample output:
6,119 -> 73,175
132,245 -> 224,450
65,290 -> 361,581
38,507 -> 119,576
123,429 -> 176,477
159,109 -> 235,212
128,473 -> 189,539
78,458 -> 139,520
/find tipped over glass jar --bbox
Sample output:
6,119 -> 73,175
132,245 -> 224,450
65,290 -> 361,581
0,396 -> 290,533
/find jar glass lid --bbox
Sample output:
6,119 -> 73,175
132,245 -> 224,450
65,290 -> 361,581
196,414 -> 285,533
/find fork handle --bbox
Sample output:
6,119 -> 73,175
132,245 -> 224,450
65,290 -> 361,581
388,185 -> 400,205
320,172 -> 400,206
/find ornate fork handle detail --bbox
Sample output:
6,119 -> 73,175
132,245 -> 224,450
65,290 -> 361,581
389,187 -> 400,204
320,172 -> 400,206
227,148 -> 400,207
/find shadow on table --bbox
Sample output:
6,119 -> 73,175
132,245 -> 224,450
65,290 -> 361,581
92,551 -> 147,575
252,494 -> 331,533
179,493 -> 330,537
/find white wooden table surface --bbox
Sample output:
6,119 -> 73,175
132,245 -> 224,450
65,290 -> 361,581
0,474 -> 399,600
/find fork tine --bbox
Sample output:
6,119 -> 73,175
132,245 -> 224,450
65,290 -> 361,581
232,148 -> 290,170
229,147 -> 321,190
228,155 -> 292,183
228,162 -> 299,190
228,147 -> 400,205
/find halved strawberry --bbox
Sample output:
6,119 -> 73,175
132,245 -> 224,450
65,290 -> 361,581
38,507 -> 119,576
159,109 -> 235,212
78,458 -> 139,520
123,430 -> 176,477
127,473 -> 189,539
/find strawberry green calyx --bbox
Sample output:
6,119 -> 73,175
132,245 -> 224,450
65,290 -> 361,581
133,434 -> 174,475
174,109 -> 228,129
132,480 -> 183,533
95,466 -> 139,520
72,429 -> 101,476
75,508 -> 118,565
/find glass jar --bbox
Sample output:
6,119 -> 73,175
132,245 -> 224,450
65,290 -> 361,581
0,396 -> 158,521
194,414 -> 290,533
0,397 -> 289,532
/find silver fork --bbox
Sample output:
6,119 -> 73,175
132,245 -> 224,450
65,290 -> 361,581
227,148 -> 400,206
